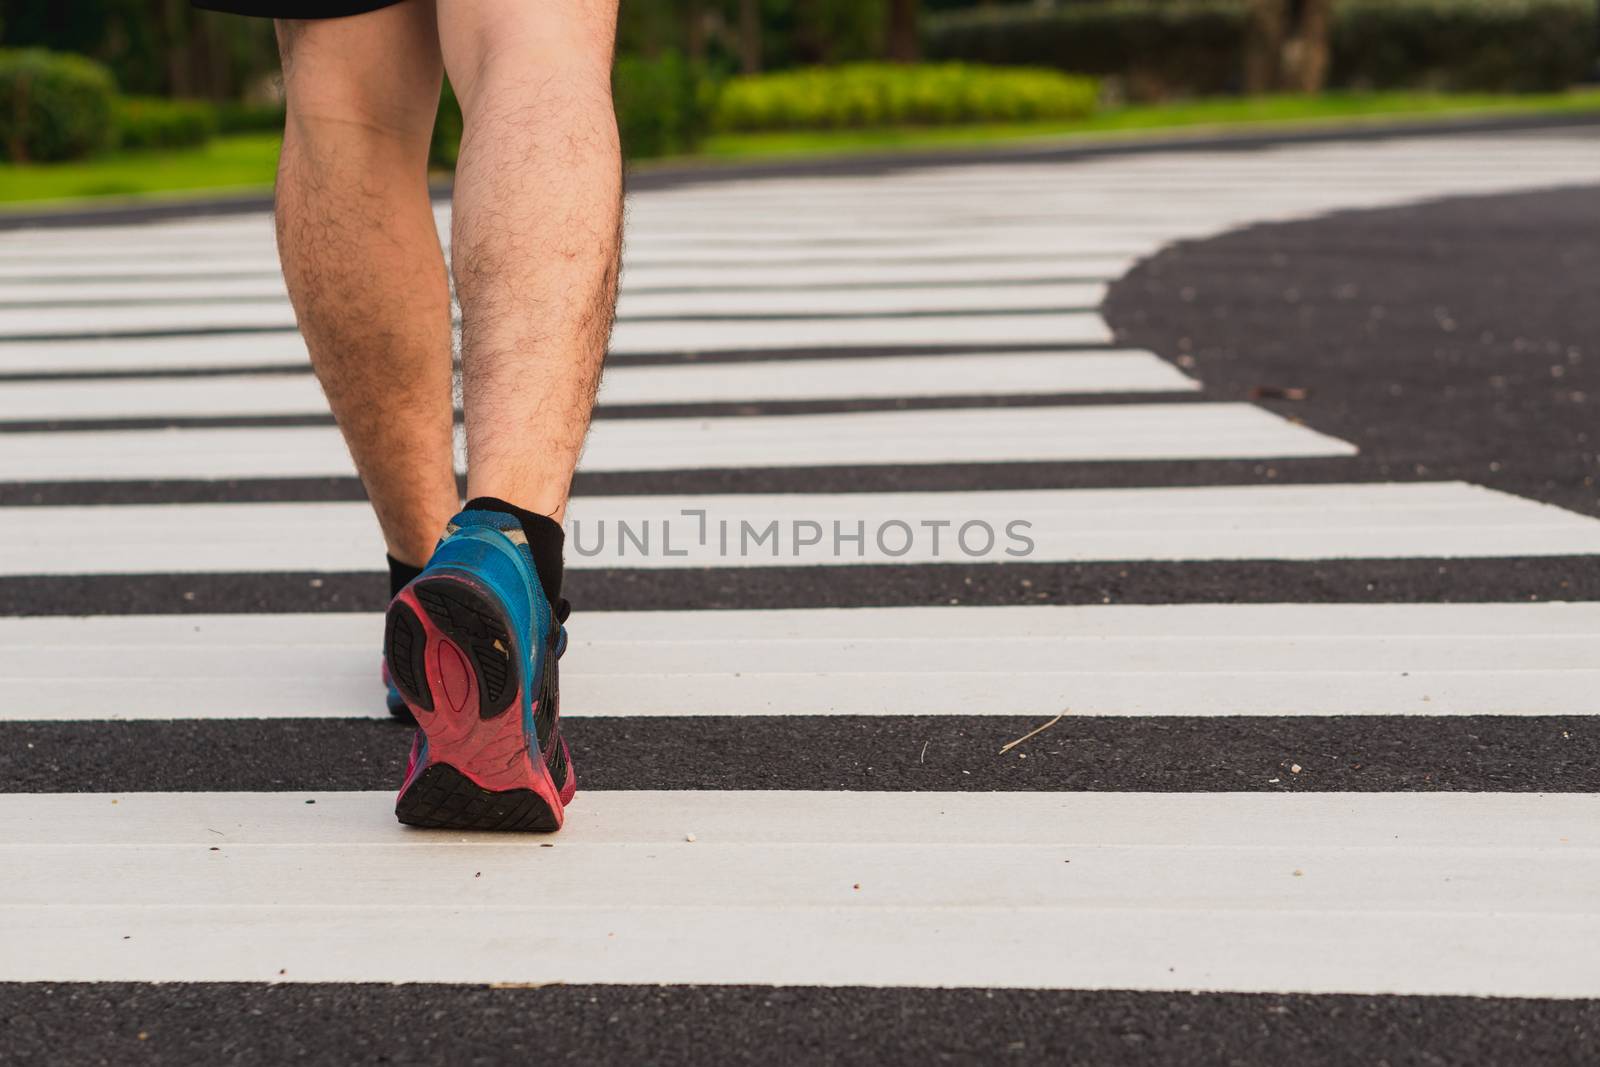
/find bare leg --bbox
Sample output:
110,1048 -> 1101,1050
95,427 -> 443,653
274,2 -> 458,566
437,0 -> 623,523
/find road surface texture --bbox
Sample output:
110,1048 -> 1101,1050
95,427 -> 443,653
1,128 -> 1597,1064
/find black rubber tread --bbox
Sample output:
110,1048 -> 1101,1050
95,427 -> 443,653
411,578 -> 517,720
394,762 -> 560,832
534,653 -> 556,749
381,601 -> 432,714
538,655 -> 569,793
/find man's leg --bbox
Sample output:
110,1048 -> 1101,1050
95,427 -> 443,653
437,0 -> 623,523
382,1 -> 620,831
275,2 -> 459,568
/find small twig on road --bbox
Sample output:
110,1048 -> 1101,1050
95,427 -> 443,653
999,713 -> 1065,755
1249,384 -> 1310,401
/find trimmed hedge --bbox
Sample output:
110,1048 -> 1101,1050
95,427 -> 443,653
432,52 -> 716,166
714,62 -> 1099,132
0,48 -> 117,162
926,0 -> 1598,97
114,96 -> 218,151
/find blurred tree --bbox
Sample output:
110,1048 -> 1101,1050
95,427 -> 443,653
681,0 -> 707,62
886,0 -> 920,62
617,0 -> 749,71
785,0 -> 885,65
0,0 -> 276,98
739,0 -> 763,72
620,0 -> 888,72
1246,0 -> 1333,93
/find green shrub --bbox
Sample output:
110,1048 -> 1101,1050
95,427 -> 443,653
216,101 -> 286,135
614,52 -> 717,158
114,96 -> 218,151
0,48 -> 118,162
925,3 -> 1248,100
1332,0 -> 1596,93
430,53 -> 716,167
714,62 -> 1099,131
431,82 -> 464,168
926,0 -> 1597,98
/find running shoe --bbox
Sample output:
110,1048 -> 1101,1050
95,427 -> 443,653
383,506 -> 574,831
382,662 -> 415,723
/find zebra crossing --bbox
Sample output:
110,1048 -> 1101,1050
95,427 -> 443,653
3,131 -> 1599,1051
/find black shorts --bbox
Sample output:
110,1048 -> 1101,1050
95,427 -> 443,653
193,0 -> 403,17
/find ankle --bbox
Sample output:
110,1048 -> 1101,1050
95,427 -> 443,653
461,496 -> 565,608
386,554 -> 425,600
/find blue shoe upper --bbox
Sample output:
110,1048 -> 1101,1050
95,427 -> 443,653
432,507 -> 554,644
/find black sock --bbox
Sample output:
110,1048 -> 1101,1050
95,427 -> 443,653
463,496 -> 565,608
387,554 -> 425,600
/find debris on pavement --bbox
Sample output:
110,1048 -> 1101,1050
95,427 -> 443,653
999,713 -> 1065,755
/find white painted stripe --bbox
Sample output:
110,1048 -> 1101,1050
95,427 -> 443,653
622,257 -> 1132,289
0,221 -> 1151,253
0,248 -> 1132,286
11,789 -> 1591,848
0,333 -> 305,374
0,284 -> 1106,336
2,791 -> 1596,996
626,211 -> 1212,230
617,226 -> 1176,248
0,319 -> 1113,377
651,159 -> 1600,186
0,403 -> 1347,482
0,260 -> 282,281
3,482 -> 1596,576
0,264 -> 1119,305
0,311 -> 1110,373
0,253 -> 284,273
0,371 -> 328,419
0,278 -> 290,303
651,166 -> 1600,188
0,303 -> 295,335
625,282 -> 1105,316
0,323 -> 1113,377
5,602 -> 1597,721
0,200 -> 1268,241
640,180 -> 1600,212
1,236 -> 1155,271
0,213 -> 1175,242
0,352 -> 1193,421
677,155 -> 1600,182
528,349 -> 1197,403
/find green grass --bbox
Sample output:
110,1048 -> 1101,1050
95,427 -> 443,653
3,90 -> 1599,206
693,89 -> 1600,161
0,133 -> 282,207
